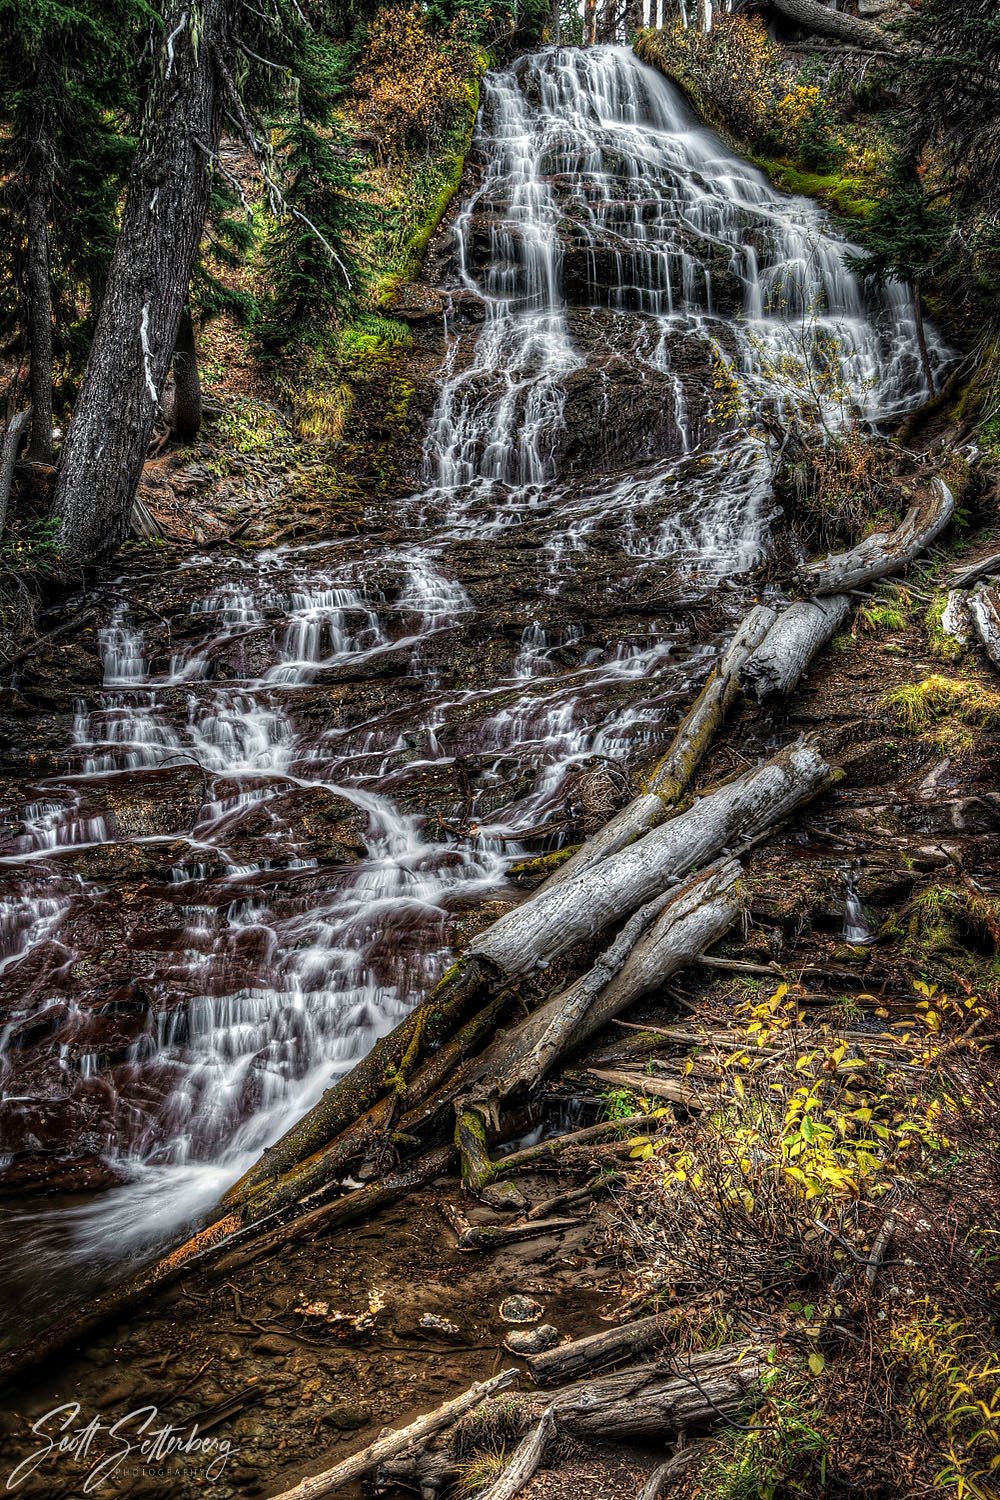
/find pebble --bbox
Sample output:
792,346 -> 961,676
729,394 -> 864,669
481,1182 -> 528,1212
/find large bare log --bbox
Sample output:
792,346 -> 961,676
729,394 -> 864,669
740,595 -> 851,700
538,605 -> 777,892
546,1343 -> 768,1439
586,1066 -> 701,1109
268,1366 -> 520,1500
797,478 -> 955,595
968,582 -> 1000,672
527,1313 -> 669,1385
765,0 -> 892,47
467,743 -> 837,977
453,861 -> 740,1185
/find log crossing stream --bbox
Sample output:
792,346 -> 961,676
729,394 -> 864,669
0,44 -> 946,1335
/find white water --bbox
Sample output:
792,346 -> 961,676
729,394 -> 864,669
0,46 -> 946,1317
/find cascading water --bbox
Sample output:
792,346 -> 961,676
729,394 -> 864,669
0,45 -> 946,1328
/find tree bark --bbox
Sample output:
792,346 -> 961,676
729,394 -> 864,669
25,86 -> 54,466
969,583 -> 1000,672
170,307 -> 203,441
797,477 -> 955,594
766,0 -> 891,47
0,410 -> 30,538
912,287 -> 935,398
477,1406 -> 555,1500
584,0 -> 598,44
739,595 -> 851,699
538,605 -> 777,893
526,1314 -> 669,1384
467,743 -> 837,977
50,0 -> 238,559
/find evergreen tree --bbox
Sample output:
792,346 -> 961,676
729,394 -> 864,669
0,0 -> 145,461
846,156 -> 949,397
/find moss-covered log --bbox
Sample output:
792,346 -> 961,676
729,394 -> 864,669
223,957 -> 492,1208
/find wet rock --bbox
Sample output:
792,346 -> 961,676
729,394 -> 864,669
481,1182 -> 529,1213
252,1334 -> 294,1357
503,1324 -> 559,1355
499,1295 -> 543,1324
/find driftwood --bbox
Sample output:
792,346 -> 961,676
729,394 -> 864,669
968,582 -> 1000,671
638,1442 -> 699,1500
798,478 -> 955,595
538,605 -> 777,891
740,595 -> 851,699
453,861 -> 740,1186
950,553 -> 1000,590
452,1215 -> 584,1252
468,743 -> 837,977
489,1111 -> 668,1178
586,1067 -> 701,1110
477,1405 -> 555,1500
526,1313 -> 668,1385
0,408 -> 30,537
268,1366 -> 520,1500
939,589 -> 972,652
525,1172 -> 624,1221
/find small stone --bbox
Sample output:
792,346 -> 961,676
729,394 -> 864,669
252,1334 -> 293,1357
499,1294 -> 543,1324
481,1182 -> 528,1213
322,1403 -> 371,1431
503,1324 -> 559,1355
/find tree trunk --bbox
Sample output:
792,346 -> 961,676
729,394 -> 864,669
584,0 -> 598,44
797,476 -> 955,594
25,90 -> 54,466
526,1314 -> 669,1384
766,0 -> 891,47
50,0 -> 238,559
739,595 -> 851,699
170,307 -> 203,441
0,410 -> 31,538
913,287 -> 935,398
550,0 -> 562,44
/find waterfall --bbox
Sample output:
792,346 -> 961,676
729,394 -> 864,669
0,46 -> 946,1321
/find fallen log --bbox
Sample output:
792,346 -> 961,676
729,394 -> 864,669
586,1067 -> 701,1110
537,605 -> 777,891
638,1442 -> 699,1500
740,595 -> 851,699
268,1366 -> 520,1500
968,582 -> 1000,672
232,990 -> 512,1221
766,0 -> 892,47
525,1171 -> 624,1221
545,1343 -> 768,1440
223,958 -> 493,1209
950,553 -> 1000,590
468,743 -> 837,977
526,1312 -> 668,1385
477,1405 -> 555,1500
938,589 -> 973,652
797,477 -> 955,595
453,861 -> 740,1185
490,1111 -> 668,1178
452,1216 -> 584,1252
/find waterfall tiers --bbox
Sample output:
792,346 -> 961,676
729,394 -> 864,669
0,45 -> 946,1327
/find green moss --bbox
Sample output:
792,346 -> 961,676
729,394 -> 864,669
755,160 -> 875,220
883,674 -> 1000,732
507,845 -> 580,880
925,595 -> 966,662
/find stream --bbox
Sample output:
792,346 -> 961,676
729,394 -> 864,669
0,44 -> 947,1335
